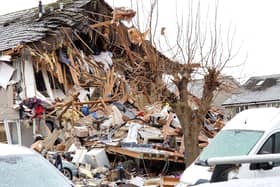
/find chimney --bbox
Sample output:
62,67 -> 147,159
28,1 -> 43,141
38,0 -> 43,18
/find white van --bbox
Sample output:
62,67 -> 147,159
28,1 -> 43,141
177,108 -> 280,186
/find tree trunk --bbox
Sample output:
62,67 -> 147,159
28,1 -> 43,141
186,117 -> 202,165
172,91 -> 202,167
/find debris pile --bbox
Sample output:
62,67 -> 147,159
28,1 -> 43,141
0,0 -> 225,186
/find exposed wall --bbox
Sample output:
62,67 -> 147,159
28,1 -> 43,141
21,124 -> 34,147
0,86 -> 19,120
224,102 -> 280,120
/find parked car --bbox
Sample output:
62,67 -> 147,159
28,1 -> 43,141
47,151 -> 78,180
61,160 -> 78,180
0,143 -> 73,187
177,108 -> 280,186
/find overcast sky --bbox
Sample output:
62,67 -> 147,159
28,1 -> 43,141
1,0 -> 280,82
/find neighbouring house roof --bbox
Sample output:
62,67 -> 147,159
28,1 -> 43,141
188,75 -> 240,107
222,74 -> 280,106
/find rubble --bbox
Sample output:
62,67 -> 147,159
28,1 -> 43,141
0,0 -> 226,186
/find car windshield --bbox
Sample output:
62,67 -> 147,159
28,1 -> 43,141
0,154 -> 71,187
197,130 -> 264,163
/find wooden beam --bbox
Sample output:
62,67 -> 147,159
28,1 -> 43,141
89,20 -> 112,29
106,146 -> 184,163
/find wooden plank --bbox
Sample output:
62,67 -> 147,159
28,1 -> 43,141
161,177 -> 180,187
55,56 -> 64,84
90,20 -> 111,29
68,52 -> 80,86
57,92 -> 80,120
106,146 -> 143,159
63,64 -> 68,92
43,129 -> 61,150
54,99 -> 116,107
106,146 -> 184,163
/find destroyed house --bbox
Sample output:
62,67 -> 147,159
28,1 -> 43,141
0,2 -> 230,182
0,0 -> 119,146
222,74 -> 280,119
0,0 -> 179,148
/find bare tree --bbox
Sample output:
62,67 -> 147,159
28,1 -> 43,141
166,1 -> 236,165
114,0 -> 237,166
133,0 -> 236,165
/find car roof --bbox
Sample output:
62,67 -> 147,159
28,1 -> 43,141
0,143 -> 35,156
223,108 -> 280,132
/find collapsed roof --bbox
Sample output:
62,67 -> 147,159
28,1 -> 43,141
0,0 -> 185,104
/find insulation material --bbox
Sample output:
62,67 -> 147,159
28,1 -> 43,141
0,62 -> 15,89
111,105 -> 124,126
93,52 -> 113,71
76,87 -> 90,102
123,122 -> 142,143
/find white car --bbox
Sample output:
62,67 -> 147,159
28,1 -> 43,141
0,143 -> 73,187
178,108 -> 280,186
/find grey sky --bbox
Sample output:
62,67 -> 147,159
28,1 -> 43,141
1,0 -> 280,82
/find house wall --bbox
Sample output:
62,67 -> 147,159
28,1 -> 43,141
0,86 -> 19,120
21,122 -> 34,147
213,89 -> 237,119
224,102 -> 280,120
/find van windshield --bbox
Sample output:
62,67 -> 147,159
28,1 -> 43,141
197,130 -> 264,163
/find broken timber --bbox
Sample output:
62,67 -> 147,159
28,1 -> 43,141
106,146 -> 184,163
